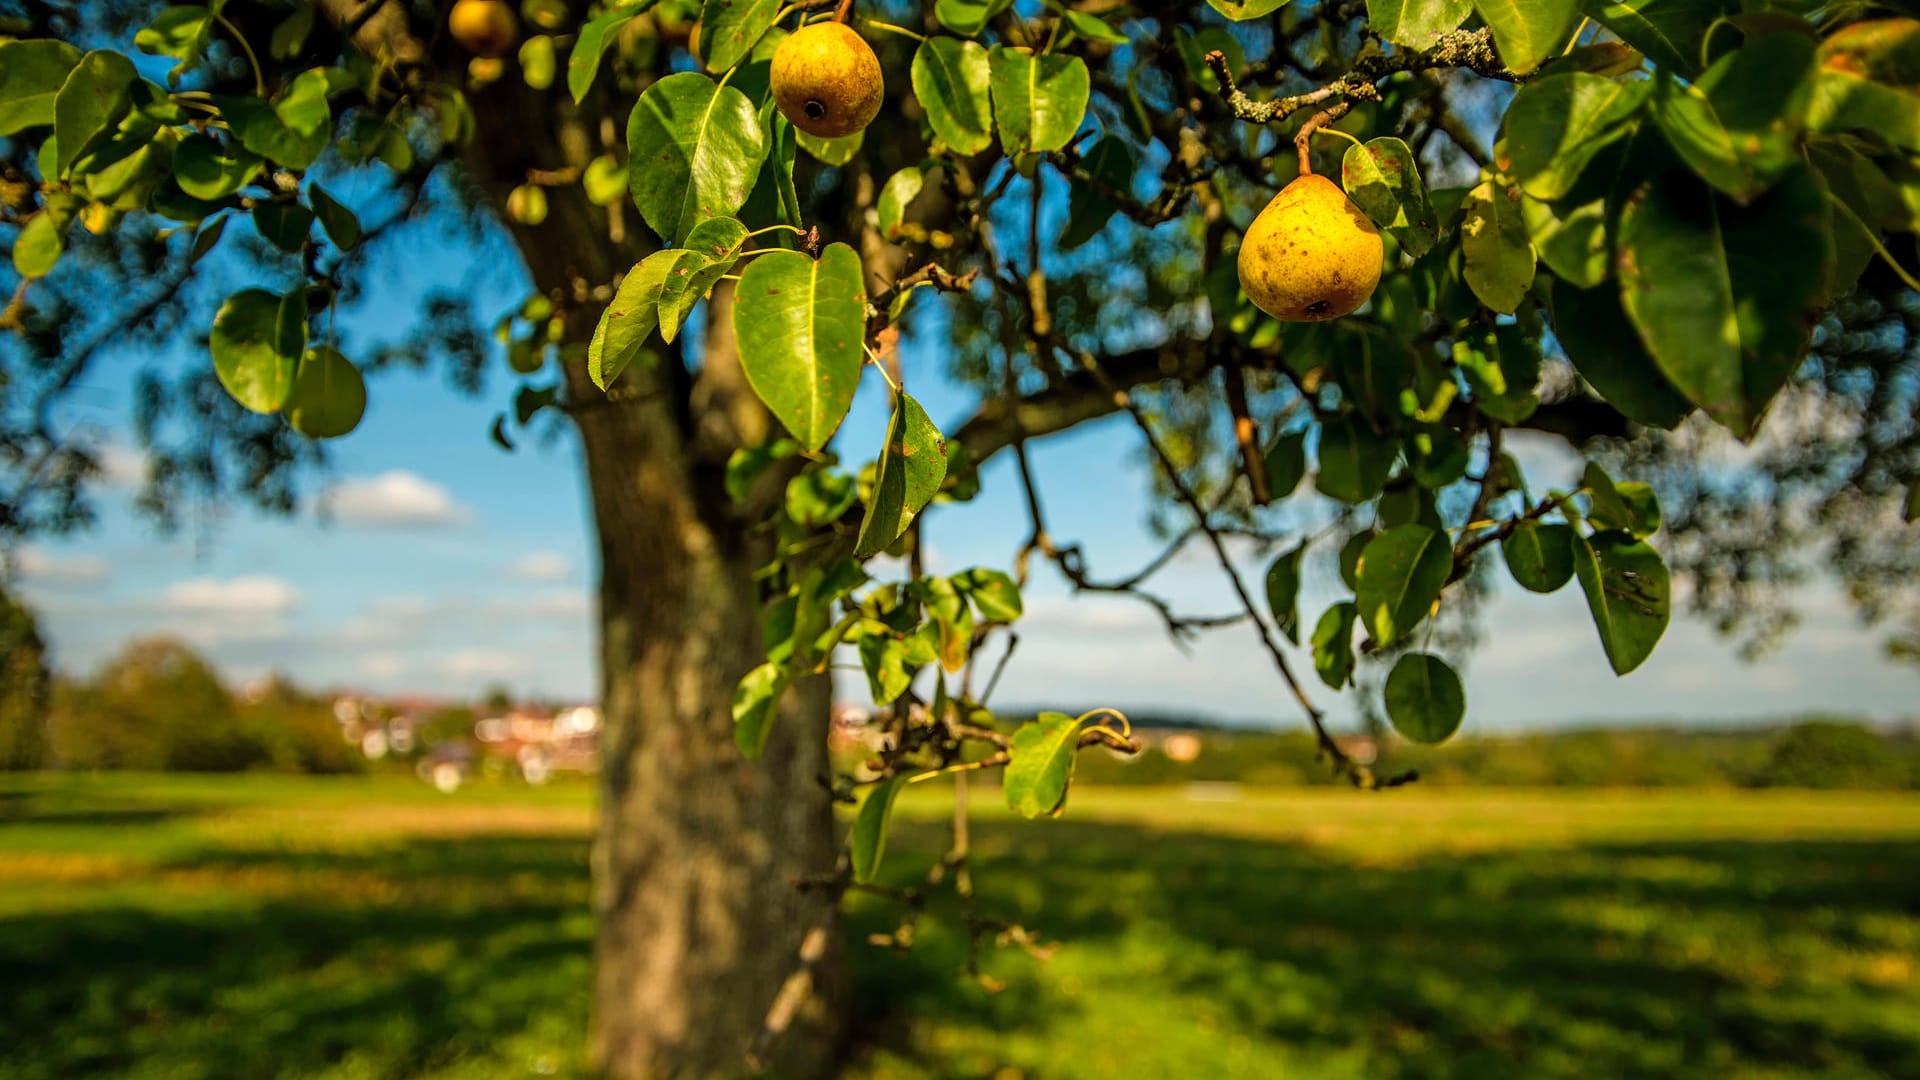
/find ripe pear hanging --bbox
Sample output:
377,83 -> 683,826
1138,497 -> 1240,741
770,22 -> 884,139
1237,173 -> 1383,322
448,0 -> 518,57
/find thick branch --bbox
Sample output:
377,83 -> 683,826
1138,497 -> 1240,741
1204,29 -> 1520,126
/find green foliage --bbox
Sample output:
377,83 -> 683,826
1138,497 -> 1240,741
732,243 -> 866,452
1004,711 -> 1087,818
1383,651 -> 1465,744
0,587 -> 50,771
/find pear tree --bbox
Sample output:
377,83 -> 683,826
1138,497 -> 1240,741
5,0 -> 1920,1075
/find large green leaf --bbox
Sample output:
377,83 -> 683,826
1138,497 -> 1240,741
1005,711 -> 1085,819
699,0 -> 778,73
1263,429 -> 1307,501
935,0 -> 1011,36
0,39 -> 83,136
1354,524 -> 1451,647
173,133 -> 259,200
796,127 -> 863,166
987,46 -> 1088,155
732,661 -> 792,758
1522,193 -> 1609,287
1581,462 -> 1661,538
1461,179 -> 1535,314
850,774 -> 907,884
954,567 -> 1022,622
1454,324 -> 1540,424
309,184 -> 361,250
1473,0 -> 1577,74
1061,135 -> 1132,249
1501,521 -> 1576,593
1311,601 -> 1359,690
210,289 -> 306,414
566,5 -> 638,103
1384,652 -> 1465,743
1574,529 -> 1670,675
136,6 -> 213,74
855,393 -> 949,557
658,216 -> 749,343
1315,414 -> 1398,504
1550,280 -> 1694,429
1341,137 -> 1437,257
1366,0 -> 1471,49
1503,74 -> 1648,202
627,71 -> 767,245
11,195 -> 81,279
253,201 -> 313,252
53,50 -> 137,177
1264,542 -> 1306,644
212,69 -> 332,169
1616,167 -> 1829,437
877,167 -> 926,240
1650,36 -> 1815,203
1580,0 -> 1716,76
1809,21 -> 1920,153
733,243 -> 867,451
588,250 -> 678,391
285,346 -> 367,439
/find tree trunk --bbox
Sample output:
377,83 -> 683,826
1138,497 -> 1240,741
469,102 -> 845,1080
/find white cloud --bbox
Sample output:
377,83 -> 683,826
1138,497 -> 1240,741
440,648 -> 525,679
359,653 -> 406,679
508,552 -> 571,581
323,471 -> 471,527
507,590 -> 590,618
94,444 -> 148,489
10,546 -> 112,588
162,575 -> 300,614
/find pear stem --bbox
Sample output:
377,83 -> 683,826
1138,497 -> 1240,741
833,0 -> 852,23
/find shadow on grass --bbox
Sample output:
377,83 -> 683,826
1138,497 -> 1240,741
2,802 -> 1917,1079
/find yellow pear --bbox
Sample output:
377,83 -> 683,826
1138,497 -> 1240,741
1237,173 -> 1383,322
770,22 -> 883,139
449,0 -> 518,57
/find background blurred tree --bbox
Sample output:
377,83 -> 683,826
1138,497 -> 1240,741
5,0 -> 1920,1076
0,584 -> 49,770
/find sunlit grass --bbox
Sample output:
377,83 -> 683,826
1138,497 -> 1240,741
2,774 -> 1916,1078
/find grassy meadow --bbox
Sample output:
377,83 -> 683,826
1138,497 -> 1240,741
2,774 -> 1918,1079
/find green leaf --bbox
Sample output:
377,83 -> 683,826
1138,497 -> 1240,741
1004,711 -> 1085,819
1311,601 -> 1359,690
912,37 -> 993,155
857,632 -> 917,705
1461,179 -> 1536,313
213,69 -> 332,169
1264,542 -> 1306,644
12,196 -> 80,279
1354,524 -> 1451,647
1454,325 -> 1540,424
1059,8 -> 1129,45
733,243 -> 867,452
210,289 -> 306,414
588,250 -> 678,391
1616,167 -> 1829,438
796,127 -> 863,166
308,184 -> 361,250
54,50 -> 137,177
1335,326 -> 1415,427
1061,136 -> 1132,249
954,567 -> 1022,622
1650,36 -> 1815,204
855,393 -> 949,557
1341,136 -> 1437,257
1809,23 -> 1920,153
1315,414 -> 1398,504
1574,529 -> 1670,675
135,6 -> 213,73
1905,482 -> 1919,525
627,71 -> 767,245
987,46 -> 1088,156
1503,74 -> 1648,202
1366,0 -> 1471,49
269,4 -> 315,60
1522,193 -> 1608,288
0,39 -> 83,136
1549,281 -> 1694,429
1339,531 -> 1371,592
700,0 -> 779,73
935,0 -> 1011,36
1474,0 -> 1577,74
877,167 -> 925,240
1384,652 -> 1466,744
285,346 -> 367,439
1501,521 -> 1576,593
725,437 -> 798,502
1205,0 -> 1289,18
1581,462 -> 1660,538
1263,429 -> 1307,501
1579,0 -> 1715,77
568,6 -> 638,103
253,201 -> 313,252
732,661 -> 791,758
173,133 -> 259,200
189,214 -> 228,264
1407,423 -> 1469,488
658,216 -> 749,343
785,464 -> 856,527
519,35 -> 557,90
850,774 -> 908,884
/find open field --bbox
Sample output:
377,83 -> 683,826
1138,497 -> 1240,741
2,774 -> 1918,1079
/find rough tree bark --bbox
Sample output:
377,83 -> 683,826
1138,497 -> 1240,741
469,66 -> 848,1080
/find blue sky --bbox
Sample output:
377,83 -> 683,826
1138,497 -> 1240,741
8,218 -> 1917,733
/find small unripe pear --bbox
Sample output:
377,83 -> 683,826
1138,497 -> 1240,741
450,0 -> 518,57
770,22 -> 883,139
1237,173 -> 1383,322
